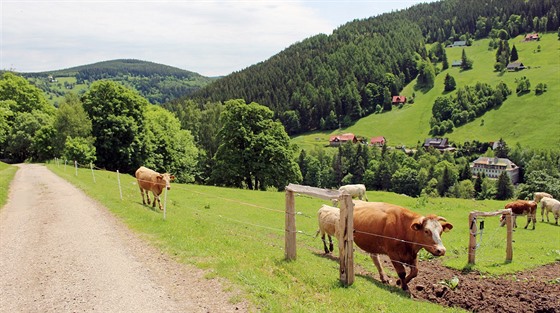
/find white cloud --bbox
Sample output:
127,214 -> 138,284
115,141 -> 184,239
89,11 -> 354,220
1,0 -> 332,76
2,0 -> 437,76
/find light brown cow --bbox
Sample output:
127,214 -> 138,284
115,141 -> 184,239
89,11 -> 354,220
353,202 -> 453,291
500,200 -> 537,229
135,166 -> 175,210
316,204 -> 340,254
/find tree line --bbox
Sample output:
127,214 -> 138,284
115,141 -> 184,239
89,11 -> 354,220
1,72 -> 558,199
181,0 -> 558,135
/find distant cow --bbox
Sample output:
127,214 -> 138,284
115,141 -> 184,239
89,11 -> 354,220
135,166 -> 175,210
332,184 -> 368,206
500,200 -> 537,229
315,205 -> 340,254
540,197 -> 560,225
534,192 -> 553,204
352,202 -> 453,291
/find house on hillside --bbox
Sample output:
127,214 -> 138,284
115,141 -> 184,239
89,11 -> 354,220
524,33 -> 539,41
451,60 -> 462,67
470,157 -> 520,184
506,62 -> 525,71
423,138 -> 455,152
448,41 -> 467,47
329,133 -> 357,147
392,96 -> 407,105
369,136 -> 386,147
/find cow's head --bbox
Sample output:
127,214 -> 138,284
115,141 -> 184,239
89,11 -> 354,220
158,173 -> 175,190
411,215 -> 453,256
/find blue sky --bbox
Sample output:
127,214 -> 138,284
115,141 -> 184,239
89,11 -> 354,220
1,0 -> 437,77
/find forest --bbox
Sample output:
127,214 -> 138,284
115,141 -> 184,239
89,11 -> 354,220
183,0 -> 559,135
1,0 -> 559,201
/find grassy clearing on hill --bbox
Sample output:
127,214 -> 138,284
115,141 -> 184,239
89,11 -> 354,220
0,162 -> 18,208
292,33 -> 560,151
46,163 -> 560,312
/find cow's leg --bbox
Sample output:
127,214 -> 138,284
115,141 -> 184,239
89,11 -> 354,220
371,254 -> 389,284
524,215 -> 530,229
513,216 -> 517,228
541,205 -> 546,222
403,258 -> 419,287
139,187 -> 146,205
390,260 -> 409,291
328,234 -> 334,252
321,234 -> 329,254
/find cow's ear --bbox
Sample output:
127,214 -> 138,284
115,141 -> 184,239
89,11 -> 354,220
441,222 -> 453,232
170,175 -> 175,181
411,217 -> 425,231
157,174 -> 163,181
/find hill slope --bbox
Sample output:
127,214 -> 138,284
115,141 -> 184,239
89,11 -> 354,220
293,34 -> 560,151
17,59 -> 217,105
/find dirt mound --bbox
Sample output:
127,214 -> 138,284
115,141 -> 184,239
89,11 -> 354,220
359,257 -> 560,312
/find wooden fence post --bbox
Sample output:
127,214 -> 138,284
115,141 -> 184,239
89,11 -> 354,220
285,189 -> 296,261
338,193 -> 354,286
468,212 -> 477,264
505,212 -> 513,262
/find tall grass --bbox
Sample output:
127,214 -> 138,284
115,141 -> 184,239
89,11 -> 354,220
292,33 -> 560,151
0,162 -> 18,208
46,163 -> 559,312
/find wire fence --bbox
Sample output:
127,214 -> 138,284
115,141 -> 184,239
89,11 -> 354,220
51,159 -> 560,272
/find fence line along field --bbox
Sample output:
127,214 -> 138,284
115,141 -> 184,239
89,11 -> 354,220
45,163 -> 560,312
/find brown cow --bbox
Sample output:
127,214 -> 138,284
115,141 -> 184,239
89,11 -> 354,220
353,202 -> 453,291
500,200 -> 537,229
135,166 -> 175,210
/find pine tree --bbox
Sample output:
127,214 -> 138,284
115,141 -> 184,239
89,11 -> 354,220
461,49 -> 473,70
495,171 -> 514,200
510,44 -> 519,62
444,73 -> 456,91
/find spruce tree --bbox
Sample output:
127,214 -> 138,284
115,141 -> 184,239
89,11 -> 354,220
510,44 -> 519,62
496,171 -> 514,200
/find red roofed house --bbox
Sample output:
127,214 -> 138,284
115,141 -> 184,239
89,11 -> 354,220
392,96 -> 407,105
369,136 -> 386,147
524,33 -> 539,41
329,133 -> 357,147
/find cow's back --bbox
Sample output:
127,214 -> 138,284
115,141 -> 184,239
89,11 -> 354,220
135,166 -> 157,190
353,202 -> 415,255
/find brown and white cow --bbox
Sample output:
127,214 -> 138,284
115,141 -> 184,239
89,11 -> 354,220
352,202 -> 453,291
500,200 -> 537,229
135,166 -> 175,210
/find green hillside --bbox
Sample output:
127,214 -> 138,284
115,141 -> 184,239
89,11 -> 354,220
16,59 -> 216,105
293,34 -> 560,151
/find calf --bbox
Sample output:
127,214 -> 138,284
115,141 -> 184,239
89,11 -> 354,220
500,200 -> 537,229
315,205 -> 340,254
352,201 -> 453,291
135,166 -> 175,210
540,197 -> 560,225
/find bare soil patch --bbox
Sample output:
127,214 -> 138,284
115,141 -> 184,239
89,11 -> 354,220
356,256 -> 560,313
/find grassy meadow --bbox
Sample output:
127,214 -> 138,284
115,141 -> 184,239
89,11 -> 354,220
45,163 -> 560,312
292,33 -> 560,151
0,162 -> 18,208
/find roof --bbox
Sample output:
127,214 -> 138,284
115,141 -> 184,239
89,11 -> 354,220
451,60 -> 462,67
424,138 -> 448,148
391,96 -> 406,103
370,136 -> 386,144
506,62 -> 524,69
525,33 -> 539,40
453,41 -> 467,46
329,133 -> 356,142
472,157 -> 518,169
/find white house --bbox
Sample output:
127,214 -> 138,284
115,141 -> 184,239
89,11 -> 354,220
470,157 -> 520,184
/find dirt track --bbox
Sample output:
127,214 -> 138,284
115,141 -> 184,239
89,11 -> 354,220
0,164 -> 249,312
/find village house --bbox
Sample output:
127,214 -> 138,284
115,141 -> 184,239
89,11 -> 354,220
506,61 -> 525,71
369,136 -> 386,147
423,138 -> 455,152
329,133 -> 357,147
447,40 -> 467,47
470,157 -> 520,184
451,60 -> 462,67
524,33 -> 539,41
391,96 -> 407,105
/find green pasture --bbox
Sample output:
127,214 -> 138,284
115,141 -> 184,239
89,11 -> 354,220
46,163 -> 560,312
292,33 -> 560,151
0,162 -> 18,208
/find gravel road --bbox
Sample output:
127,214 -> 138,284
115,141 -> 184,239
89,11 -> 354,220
0,164 -> 249,312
